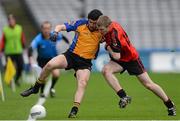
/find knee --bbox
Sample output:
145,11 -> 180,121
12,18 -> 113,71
78,79 -> 88,89
45,62 -> 54,71
102,65 -> 112,77
144,82 -> 155,90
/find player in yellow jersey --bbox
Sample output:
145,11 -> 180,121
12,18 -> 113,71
21,9 -> 103,118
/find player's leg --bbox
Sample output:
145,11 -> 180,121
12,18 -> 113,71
50,69 -> 60,97
39,55 -> 67,81
137,72 -> 176,116
137,72 -> 169,101
20,54 -> 68,97
68,69 -> 90,118
37,58 -> 50,97
102,60 -> 131,108
6,54 -> 23,86
102,61 -> 123,91
40,84 -> 45,97
13,54 -> 24,86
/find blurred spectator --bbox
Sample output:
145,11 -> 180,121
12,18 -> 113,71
0,14 -> 26,86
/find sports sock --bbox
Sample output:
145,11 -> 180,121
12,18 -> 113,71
37,78 -> 45,84
51,77 -> 58,89
117,89 -> 127,98
73,102 -> 80,108
40,84 -> 45,93
34,79 -> 45,90
164,99 -> 174,108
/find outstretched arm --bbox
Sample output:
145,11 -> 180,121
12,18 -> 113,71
51,19 -> 87,42
51,24 -> 67,42
54,24 -> 66,32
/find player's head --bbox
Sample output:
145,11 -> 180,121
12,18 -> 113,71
87,9 -> 103,32
8,14 -> 16,27
41,21 -> 52,38
97,15 -> 112,35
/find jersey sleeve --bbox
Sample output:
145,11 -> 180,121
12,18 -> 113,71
21,32 -> 26,48
0,33 -> 5,52
31,34 -> 40,49
64,18 -> 88,32
56,33 -> 63,42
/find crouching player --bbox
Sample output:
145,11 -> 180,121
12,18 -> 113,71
97,15 -> 176,116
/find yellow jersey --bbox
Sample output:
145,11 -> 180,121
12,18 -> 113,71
64,19 -> 102,59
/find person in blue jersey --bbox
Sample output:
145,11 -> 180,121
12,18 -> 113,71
21,9 -> 103,118
28,21 -> 69,97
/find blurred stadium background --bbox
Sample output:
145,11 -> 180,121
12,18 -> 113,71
0,0 -> 179,120
1,0 -> 180,72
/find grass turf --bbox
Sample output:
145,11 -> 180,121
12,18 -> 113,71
0,72 -> 179,120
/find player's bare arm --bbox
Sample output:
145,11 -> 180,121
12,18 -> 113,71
107,45 -> 121,60
50,24 -> 67,42
54,24 -> 66,32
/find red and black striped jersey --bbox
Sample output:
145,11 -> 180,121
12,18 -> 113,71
104,21 -> 139,62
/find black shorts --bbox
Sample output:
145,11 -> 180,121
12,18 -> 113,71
6,54 -> 24,71
63,50 -> 92,71
112,57 -> 146,75
37,57 -> 52,68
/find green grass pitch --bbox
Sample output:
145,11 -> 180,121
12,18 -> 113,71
0,72 -> 179,120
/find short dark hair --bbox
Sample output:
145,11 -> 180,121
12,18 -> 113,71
88,9 -> 103,21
